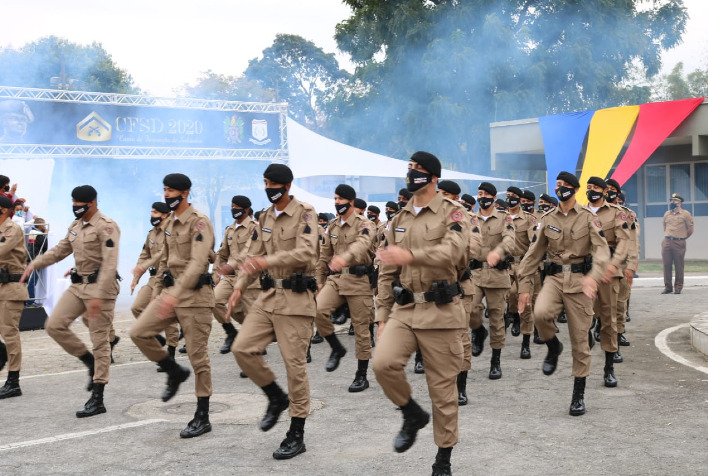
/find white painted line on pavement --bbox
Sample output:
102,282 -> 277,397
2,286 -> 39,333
0,419 -> 167,452
655,323 -> 708,375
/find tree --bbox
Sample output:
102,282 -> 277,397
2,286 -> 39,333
651,62 -> 708,100
332,0 -> 688,171
180,70 -> 275,102
244,34 -> 351,130
0,36 -> 137,93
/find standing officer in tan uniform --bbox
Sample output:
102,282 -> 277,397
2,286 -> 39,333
314,184 -> 376,391
584,176 -> 630,387
212,195 -> 260,354
374,151 -> 469,476
517,171 -> 610,416
0,195 -> 28,399
661,193 -> 693,294
228,164 -> 318,460
505,186 -> 537,359
130,173 -> 215,439
468,182 -> 515,379
130,201 -> 179,370
22,185 -> 120,417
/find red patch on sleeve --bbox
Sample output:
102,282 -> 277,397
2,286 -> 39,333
104,226 -> 113,235
593,219 -> 602,229
4,227 -> 12,236
195,221 -> 206,231
450,210 -> 464,223
619,212 -> 627,222
302,213 -> 313,222
505,215 -> 513,224
469,216 -> 478,226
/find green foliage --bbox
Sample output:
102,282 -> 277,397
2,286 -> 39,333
179,70 -> 275,102
652,62 -> 708,100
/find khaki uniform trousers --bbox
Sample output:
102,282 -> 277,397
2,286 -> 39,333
315,280 -> 374,360
461,294 -> 473,371
232,306 -> 313,418
470,285 -> 508,349
130,299 -> 213,397
213,276 -> 259,325
616,278 -> 630,334
373,318 -> 464,448
131,283 -> 180,347
46,290 -> 115,384
593,277 -> 619,353
662,238 -> 686,292
0,300 -> 25,371
533,275 -> 593,377
509,265 -> 535,335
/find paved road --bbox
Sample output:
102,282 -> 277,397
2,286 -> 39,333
1,285 -> 707,475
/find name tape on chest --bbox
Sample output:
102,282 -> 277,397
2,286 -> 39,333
394,227 -> 406,233
70,230 -> 77,236
546,224 -> 561,233
261,227 -> 272,233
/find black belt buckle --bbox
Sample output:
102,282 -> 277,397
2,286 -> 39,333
195,273 -> 214,290
259,272 -> 274,290
432,280 -> 453,304
162,270 -> 175,288
87,273 -> 98,284
70,268 -> 82,284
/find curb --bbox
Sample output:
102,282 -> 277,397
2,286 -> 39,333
690,311 -> 708,357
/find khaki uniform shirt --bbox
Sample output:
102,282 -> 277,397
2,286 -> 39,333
316,212 -> 375,296
235,196 -> 319,317
460,212 -> 484,296
510,210 -> 537,259
622,206 -> 640,272
0,218 -> 28,301
376,193 -> 470,329
214,217 -> 260,289
155,205 -> 215,307
134,225 -> 165,288
32,211 -> 120,300
663,208 -> 693,239
518,202 -> 610,294
585,201 -> 631,276
473,208 -> 515,289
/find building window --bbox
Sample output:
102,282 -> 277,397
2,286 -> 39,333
695,162 -> 708,202
646,165 -> 667,204
670,164 -> 691,200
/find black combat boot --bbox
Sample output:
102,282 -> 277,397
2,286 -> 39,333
180,396 -> 212,438
414,349 -> 425,374
324,334 -> 347,372
542,336 -> 563,376
569,377 -> 586,416
311,331 -> 324,344
520,334 -> 531,359
604,351 -> 618,387
489,348 -> 502,380
394,398 -> 430,453
557,309 -> 567,323
0,341 -> 7,372
348,360 -> 369,392
260,381 -> 289,431
109,335 -> 120,364
157,355 -> 191,402
179,344 -> 187,354
79,352 -> 95,391
348,323 -> 355,335
457,371 -> 468,406
157,345 -> 176,373
594,319 -> 602,342
471,326 -> 488,357
618,333 -> 630,346
613,349 -> 623,363
533,326 -> 544,345
431,447 -> 452,476
273,417 -> 306,459
76,383 -> 106,418
0,370 -> 22,399
510,312 -> 521,336
219,322 -> 238,354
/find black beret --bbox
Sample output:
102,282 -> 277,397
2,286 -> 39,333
71,185 -> 97,202
0,175 -> 8,185
410,151 -> 442,177
385,201 -> 399,210
461,194 -> 476,205
671,192 -> 685,202
522,190 -> 535,201
0,196 -> 13,209
231,195 -> 251,208
556,171 -> 580,188
367,205 -> 380,214
152,201 -> 170,214
354,198 -> 367,209
618,192 -> 626,202
548,196 -> 558,206
478,182 -> 497,196
587,176 -> 607,189
263,163 -> 293,184
254,210 -> 261,220
438,180 -> 461,195
539,193 -> 553,203
318,212 -> 330,221
495,198 -> 508,208
163,173 -> 192,191
334,184 -> 356,200
606,179 -> 621,192
398,188 -> 413,200
507,186 -> 523,197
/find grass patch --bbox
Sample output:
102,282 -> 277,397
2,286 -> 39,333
639,260 -> 708,273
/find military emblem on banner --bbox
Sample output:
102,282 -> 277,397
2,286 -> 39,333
76,112 -> 112,142
224,114 -> 244,145
249,119 -> 271,146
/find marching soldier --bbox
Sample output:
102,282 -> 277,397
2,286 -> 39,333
129,173 -> 216,438
314,184 -> 376,391
517,171 -> 610,416
460,194 -> 476,213
661,193 -> 693,294
468,182 -> 515,379
228,164 -> 318,460
374,151 -> 469,476
130,202 -> 179,370
21,185 -> 120,417
520,190 -> 536,214
0,195 -> 29,398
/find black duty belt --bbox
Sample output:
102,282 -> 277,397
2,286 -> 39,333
508,255 -> 525,263
0,269 -> 22,283
393,281 -> 463,306
470,258 -> 511,271
261,273 -> 317,293
70,268 -> 98,284
162,270 -> 213,289
665,236 -> 686,241
460,267 -> 472,282
544,258 -> 592,276
333,265 -> 373,277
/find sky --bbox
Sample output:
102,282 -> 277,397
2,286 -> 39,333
0,0 -> 706,97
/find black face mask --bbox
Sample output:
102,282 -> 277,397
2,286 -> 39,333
521,203 -> 534,213
150,216 -> 163,227
319,221 -> 327,228
165,195 -> 183,211
386,210 -> 396,221
462,203 -> 472,212
3,185 -> 8,192
335,202 -> 351,216
555,186 -> 575,202
478,197 -> 494,210
265,187 -> 286,204
538,204 -> 551,212
367,213 -> 377,221
232,208 -> 245,220
506,197 -> 520,208
406,169 -> 432,192
605,191 -> 618,203
670,202 -> 679,210
586,190 -> 603,203
398,201 -> 407,209
73,204 -> 88,219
